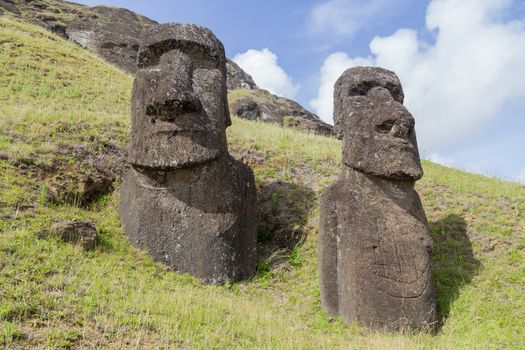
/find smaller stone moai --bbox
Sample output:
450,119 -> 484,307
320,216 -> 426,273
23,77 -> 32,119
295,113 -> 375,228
120,23 -> 257,284
318,67 -> 437,332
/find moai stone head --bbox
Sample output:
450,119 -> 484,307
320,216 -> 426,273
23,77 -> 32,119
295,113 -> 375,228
334,67 -> 423,180
128,23 -> 231,169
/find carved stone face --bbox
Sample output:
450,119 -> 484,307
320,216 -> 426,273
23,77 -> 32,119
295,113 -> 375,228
334,67 -> 423,180
128,23 -> 230,169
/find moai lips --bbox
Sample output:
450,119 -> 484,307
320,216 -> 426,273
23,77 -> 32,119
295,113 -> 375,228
319,67 -> 437,332
120,23 -> 256,284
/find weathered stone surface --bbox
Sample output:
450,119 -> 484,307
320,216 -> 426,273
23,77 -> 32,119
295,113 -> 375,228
319,67 -> 436,332
129,23 -> 229,169
120,23 -> 257,284
333,67 -> 422,180
51,221 -> 98,250
121,156 -> 256,283
66,6 -> 157,74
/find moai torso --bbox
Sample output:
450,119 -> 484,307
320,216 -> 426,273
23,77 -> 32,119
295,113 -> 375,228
318,67 -> 437,331
120,23 -> 256,284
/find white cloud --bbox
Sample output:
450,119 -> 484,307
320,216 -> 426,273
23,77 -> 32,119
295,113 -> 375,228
233,48 -> 300,99
310,0 -> 393,38
309,53 -> 373,123
310,0 -> 525,154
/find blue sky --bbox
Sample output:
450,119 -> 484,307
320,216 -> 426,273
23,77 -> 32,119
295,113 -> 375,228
75,0 -> 525,183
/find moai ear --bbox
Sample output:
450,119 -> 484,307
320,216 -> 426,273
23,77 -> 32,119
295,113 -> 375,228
224,102 -> 232,127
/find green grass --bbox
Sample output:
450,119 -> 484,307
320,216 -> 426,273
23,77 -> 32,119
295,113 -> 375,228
4,0 -> 123,33
1,17 -> 524,349
227,88 -> 299,126
228,88 -> 273,105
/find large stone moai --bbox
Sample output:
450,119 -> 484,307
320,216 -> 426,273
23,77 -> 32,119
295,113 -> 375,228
120,23 -> 257,284
318,67 -> 437,332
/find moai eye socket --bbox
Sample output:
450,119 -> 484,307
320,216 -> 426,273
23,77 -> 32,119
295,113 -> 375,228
347,81 -> 379,97
158,46 -> 221,70
347,80 -> 404,103
190,47 -> 222,70
375,119 -> 415,139
375,119 -> 396,134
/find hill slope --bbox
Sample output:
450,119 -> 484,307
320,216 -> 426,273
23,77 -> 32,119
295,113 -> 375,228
1,0 -> 334,136
0,18 -> 524,349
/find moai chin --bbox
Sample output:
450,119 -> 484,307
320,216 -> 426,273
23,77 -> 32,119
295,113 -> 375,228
318,67 -> 437,332
120,23 -> 257,284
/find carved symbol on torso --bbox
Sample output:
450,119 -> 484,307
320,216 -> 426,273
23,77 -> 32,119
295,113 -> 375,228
339,196 -> 431,298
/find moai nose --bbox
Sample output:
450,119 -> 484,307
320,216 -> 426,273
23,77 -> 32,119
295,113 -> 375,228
159,49 -> 194,91
145,90 -> 202,120
367,86 -> 394,101
389,111 -> 415,139
146,50 -> 201,119
390,122 -> 410,138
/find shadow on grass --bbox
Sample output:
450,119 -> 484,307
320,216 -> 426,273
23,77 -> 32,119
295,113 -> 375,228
256,180 -> 316,264
430,214 -> 480,329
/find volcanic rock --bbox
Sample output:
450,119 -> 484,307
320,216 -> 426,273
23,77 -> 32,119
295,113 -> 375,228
51,221 -> 98,250
318,66 -> 437,332
120,23 -> 257,284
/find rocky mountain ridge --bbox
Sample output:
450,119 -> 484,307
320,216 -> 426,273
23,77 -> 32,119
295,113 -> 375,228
229,89 -> 334,136
1,0 -> 334,135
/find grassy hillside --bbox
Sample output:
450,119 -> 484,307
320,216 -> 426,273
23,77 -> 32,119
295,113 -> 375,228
1,18 -> 524,349
227,88 -> 334,136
